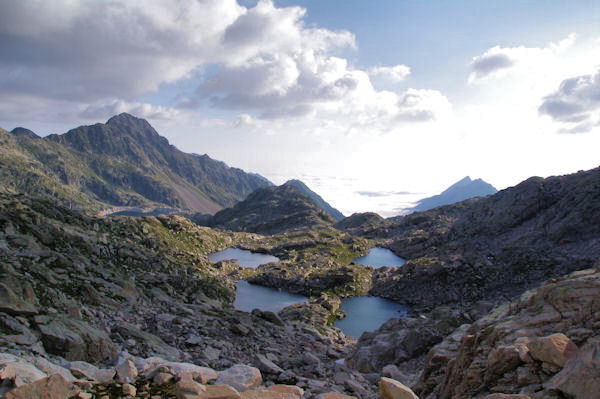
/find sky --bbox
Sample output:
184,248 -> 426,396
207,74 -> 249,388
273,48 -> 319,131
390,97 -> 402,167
1,0 -> 599,216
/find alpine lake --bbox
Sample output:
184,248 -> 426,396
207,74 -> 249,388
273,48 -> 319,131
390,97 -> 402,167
208,247 -> 407,338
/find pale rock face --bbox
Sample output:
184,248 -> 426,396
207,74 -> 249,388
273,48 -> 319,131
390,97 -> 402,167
378,377 -> 418,399
116,358 -> 138,384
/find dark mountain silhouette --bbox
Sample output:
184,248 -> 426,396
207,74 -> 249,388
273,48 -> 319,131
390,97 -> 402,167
283,179 -> 344,221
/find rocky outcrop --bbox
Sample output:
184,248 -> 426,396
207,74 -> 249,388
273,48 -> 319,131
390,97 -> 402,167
416,267 -> 600,399
283,180 -> 345,221
368,167 -> 600,311
208,185 -> 335,235
0,354 -> 383,399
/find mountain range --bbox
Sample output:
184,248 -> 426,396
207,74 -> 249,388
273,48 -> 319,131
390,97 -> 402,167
0,113 -> 270,213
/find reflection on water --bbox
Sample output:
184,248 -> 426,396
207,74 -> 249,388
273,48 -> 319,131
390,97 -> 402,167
334,296 -> 408,338
233,281 -> 308,312
352,247 -> 405,268
208,248 -> 279,268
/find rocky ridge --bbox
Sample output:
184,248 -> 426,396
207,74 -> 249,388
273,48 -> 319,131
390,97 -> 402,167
1,113 -> 270,213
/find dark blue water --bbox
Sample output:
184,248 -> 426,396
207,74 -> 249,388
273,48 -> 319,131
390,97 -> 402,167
334,296 -> 408,338
233,281 -> 308,312
208,248 -> 280,268
352,247 -> 406,268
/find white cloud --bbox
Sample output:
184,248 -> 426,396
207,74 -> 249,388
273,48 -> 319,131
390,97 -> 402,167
80,100 -> 181,121
539,68 -> 600,133
369,65 -> 411,82
0,0 -> 446,135
468,34 -> 576,83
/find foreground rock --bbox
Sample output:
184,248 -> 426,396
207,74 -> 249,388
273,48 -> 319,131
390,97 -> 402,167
416,267 -> 600,399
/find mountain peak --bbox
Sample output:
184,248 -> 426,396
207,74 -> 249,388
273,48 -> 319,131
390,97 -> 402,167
283,179 -> 344,221
411,176 -> 497,212
10,127 -> 40,139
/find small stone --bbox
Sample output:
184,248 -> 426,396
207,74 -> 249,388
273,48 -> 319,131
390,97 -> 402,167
302,353 -> 320,365
267,385 -> 304,398
176,377 -> 206,399
122,383 -> 137,397
199,384 -> 241,399
153,372 -> 174,385
255,354 -> 284,374
379,377 -> 418,399
116,359 -> 138,384
69,361 -> 115,383
231,324 -> 249,336
315,393 -> 357,399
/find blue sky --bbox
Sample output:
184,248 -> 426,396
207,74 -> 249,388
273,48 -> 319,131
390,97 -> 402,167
1,0 -> 599,216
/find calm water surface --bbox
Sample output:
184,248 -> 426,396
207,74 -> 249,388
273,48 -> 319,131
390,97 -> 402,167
334,296 -> 408,338
233,281 -> 308,312
208,248 -> 279,268
352,247 -> 406,268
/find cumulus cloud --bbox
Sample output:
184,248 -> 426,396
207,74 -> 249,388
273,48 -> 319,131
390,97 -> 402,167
468,34 -> 576,83
80,100 -> 180,121
369,65 -> 411,82
539,68 -> 600,133
0,0 -> 448,133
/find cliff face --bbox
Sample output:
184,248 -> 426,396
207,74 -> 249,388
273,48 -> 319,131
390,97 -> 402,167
417,267 -> 600,399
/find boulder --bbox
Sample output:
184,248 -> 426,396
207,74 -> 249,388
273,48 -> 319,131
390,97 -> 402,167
240,389 -> 295,399
116,358 -> 138,384
30,357 -> 75,382
69,361 -> 115,383
216,364 -> 262,392
379,377 -> 418,399
483,395 -> 532,399
255,354 -> 284,374
527,333 -> 578,368
199,384 -> 241,399
38,316 -> 116,363
0,355 -> 47,387
545,338 -> 600,399
176,377 -> 206,399
0,283 -> 38,315
4,374 -> 72,399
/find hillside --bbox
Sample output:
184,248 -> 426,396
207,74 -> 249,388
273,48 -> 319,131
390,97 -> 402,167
208,184 -> 336,235
283,179 -> 345,221
0,114 -> 270,213
343,168 -> 600,310
409,176 -> 497,213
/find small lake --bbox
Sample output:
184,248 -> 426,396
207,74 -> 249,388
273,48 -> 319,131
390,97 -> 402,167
334,296 -> 408,338
352,247 -> 406,268
233,281 -> 308,312
207,248 -> 280,268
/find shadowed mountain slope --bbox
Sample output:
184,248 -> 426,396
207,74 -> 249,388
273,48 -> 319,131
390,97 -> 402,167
283,179 -> 344,221
208,184 -> 335,235
1,114 -> 270,213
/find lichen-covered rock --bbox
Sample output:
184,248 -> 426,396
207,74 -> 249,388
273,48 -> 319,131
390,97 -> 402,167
526,333 -> 578,368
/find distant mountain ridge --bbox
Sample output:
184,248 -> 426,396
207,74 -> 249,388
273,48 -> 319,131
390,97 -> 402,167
411,176 -> 497,212
0,113 -> 271,213
283,179 -> 344,221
